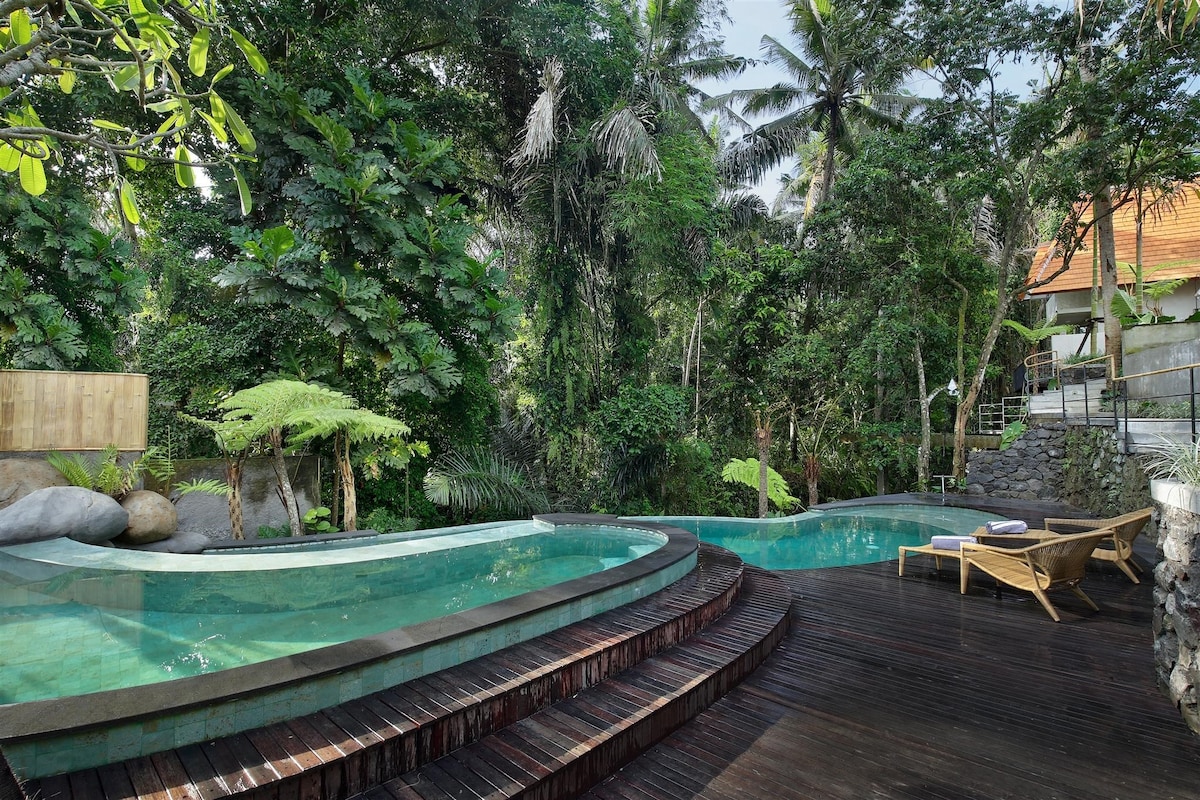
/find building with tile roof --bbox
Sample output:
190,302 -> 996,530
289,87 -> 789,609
1025,183 -> 1200,356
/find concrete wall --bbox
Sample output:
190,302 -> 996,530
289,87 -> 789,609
147,456 -> 322,541
1124,321 -> 1200,402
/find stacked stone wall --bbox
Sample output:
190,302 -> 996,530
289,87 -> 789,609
1152,482 -> 1200,735
966,423 -> 1150,515
966,423 -> 1065,501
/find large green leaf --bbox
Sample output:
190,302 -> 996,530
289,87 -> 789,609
119,180 -> 141,225
230,29 -> 269,75
0,143 -> 20,173
223,101 -> 256,152
173,144 -> 196,187
9,9 -> 32,45
233,165 -> 252,215
19,154 -> 47,196
188,27 -> 210,76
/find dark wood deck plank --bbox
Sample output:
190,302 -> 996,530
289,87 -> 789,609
583,555 -> 1200,800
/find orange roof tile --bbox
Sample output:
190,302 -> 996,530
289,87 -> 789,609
1026,184 -> 1200,296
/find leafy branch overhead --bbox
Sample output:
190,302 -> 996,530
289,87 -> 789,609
0,0 -> 267,218
216,71 -> 518,401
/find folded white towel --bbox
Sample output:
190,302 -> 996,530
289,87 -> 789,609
985,520 -> 1028,534
931,535 -> 977,550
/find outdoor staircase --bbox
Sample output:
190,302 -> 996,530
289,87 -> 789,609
1028,376 -> 1194,453
18,543 -> 791,800
1027,377 -> 1108,424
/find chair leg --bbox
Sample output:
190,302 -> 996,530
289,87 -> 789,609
1071,585 -> 1100,612
1116,559 -> 1140,584
1032,589 -> 1062,622
960,560 -> 971,594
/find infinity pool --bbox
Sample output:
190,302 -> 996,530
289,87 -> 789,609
638,504 -> 1000,571
0,522 -> 664,704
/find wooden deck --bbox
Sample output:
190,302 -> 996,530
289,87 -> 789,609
585,554 -> 1200,800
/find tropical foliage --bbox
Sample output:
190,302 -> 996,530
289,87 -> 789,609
3,0 -> 1197,532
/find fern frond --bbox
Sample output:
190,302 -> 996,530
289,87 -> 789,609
172,478 -> 231,498
423,447 -> 549,515
46,451 -> 97,489
721,458 -> 801,510
140,446 -> 176,483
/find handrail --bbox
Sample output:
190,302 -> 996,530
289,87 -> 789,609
1061,353 -> 1115,371
1025,351 -> 1197,447
1113,361 -> 1200,383
1024,350 -> 1059,370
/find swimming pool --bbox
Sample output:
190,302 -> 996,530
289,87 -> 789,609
637,504 -> 1001,571
0,503 -> 997,779
0,522 -> 665,704
0,517 -> 695,778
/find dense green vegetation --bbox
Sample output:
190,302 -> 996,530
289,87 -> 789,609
2,0 -> 1198,526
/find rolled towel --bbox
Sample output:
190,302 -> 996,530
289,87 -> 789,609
985,520 -> 1028,534
931,535 -> 977,550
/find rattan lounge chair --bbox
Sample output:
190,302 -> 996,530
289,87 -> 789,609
959,530 -> 1113,622
1042,508 -> 1152,584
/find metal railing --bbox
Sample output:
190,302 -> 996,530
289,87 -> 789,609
974,395 -> 1029,435
1024,350 -> 1199,451
1112,361 -> 1200,450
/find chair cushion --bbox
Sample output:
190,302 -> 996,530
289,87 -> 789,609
932,535 -> 977,550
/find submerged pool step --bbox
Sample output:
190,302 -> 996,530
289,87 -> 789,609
19,544 -> 749,800
358,566 -> 791,800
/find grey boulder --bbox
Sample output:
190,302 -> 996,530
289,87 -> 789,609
0,486 -> 128,545
122,529 -> 211,554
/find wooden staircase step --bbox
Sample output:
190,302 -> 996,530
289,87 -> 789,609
359,567 -> 791,800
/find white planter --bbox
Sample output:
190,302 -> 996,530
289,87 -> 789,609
1151,479 -> 1200,515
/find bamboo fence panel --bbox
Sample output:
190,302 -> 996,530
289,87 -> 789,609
0,370 -> 148,452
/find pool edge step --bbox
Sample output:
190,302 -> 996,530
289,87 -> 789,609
360,565 -> 792,800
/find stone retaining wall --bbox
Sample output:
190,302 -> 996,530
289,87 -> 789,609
966,422 -> 1066,501
966,422 -> 1149,516
1152,480 -> 1200,735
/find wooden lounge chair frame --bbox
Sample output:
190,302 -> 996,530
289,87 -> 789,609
1042,508 -> 1152,584
959,530 -> 1113,622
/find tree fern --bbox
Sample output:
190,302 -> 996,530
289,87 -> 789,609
721,458 -> 801,510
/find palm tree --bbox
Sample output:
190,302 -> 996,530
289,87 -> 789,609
515,0 -> 750,184
715,0 -> 915,207
510,1 -> 748,411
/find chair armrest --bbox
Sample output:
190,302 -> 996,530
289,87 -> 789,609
1043,516 -> 1105,533
961,541 -> 1036,557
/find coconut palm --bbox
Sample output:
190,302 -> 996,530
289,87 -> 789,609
514,0 -> 749,189
715,0 -> 916,207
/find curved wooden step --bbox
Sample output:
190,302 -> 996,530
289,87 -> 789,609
356,566 -> 792,800
21,545 -> 747,800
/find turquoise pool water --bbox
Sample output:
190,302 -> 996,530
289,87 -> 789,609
0,523 -> 664,704
638,504 -> 1001,571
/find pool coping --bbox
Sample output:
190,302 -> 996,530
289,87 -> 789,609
0,515 -> 696,746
